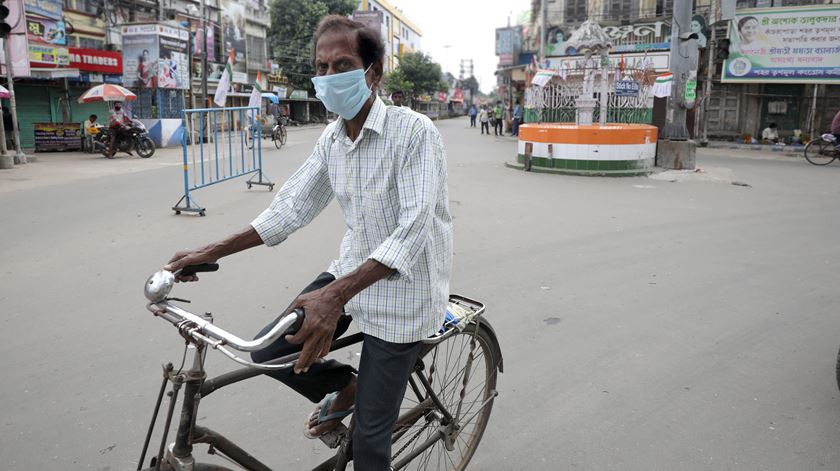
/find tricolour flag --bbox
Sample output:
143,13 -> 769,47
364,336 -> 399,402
247,71 -> 263,121
213,49 -> 234,107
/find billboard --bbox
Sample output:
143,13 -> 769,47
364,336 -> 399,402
23,0 -> 60,20
26,16 -> 66,45
722,6 -> 840,83
221,0 -> 247,83
69,48 -> 122,74
122,24 -> 159,88
122,24 -> 189,89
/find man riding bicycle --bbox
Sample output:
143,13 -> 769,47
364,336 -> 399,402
165,15 -> 452,470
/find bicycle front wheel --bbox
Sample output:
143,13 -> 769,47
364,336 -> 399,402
804,138 -> 836,165
390,323 -> 499,471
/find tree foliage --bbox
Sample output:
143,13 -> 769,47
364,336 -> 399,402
461,76 -> 479,95
267,0 -> 356,92
385,52 -> 443,99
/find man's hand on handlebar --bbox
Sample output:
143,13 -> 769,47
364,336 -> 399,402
165,249 -> 219,282
283,286 -> 345,374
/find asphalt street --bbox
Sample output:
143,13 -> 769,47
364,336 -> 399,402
2,117 -> 840,470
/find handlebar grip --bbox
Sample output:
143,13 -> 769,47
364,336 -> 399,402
180,263 -> 220,276
288,308 -> 306,334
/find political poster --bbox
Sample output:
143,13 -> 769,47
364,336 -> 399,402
26,16 -> 66,45
722,6 -> 840,83
221,0 -> 247,83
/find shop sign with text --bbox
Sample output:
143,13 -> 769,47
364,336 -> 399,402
69,48 -> 122,74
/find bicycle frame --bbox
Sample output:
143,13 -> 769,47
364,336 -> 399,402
137,319 -> 495,471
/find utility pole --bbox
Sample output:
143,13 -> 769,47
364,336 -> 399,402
201,0 -> 208,108
701,26 -> 715,144
657,0 -> 697,169
539,0 -> 547,62
4,36 -> 26,164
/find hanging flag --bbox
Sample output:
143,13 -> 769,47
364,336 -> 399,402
213,49 -> 234,107
247,71 -> 263,122
652,72 -> 673,98
531,69 -> 555,87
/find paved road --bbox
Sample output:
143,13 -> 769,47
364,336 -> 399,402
2,117 -> 840,470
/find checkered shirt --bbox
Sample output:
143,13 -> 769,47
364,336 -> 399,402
251,97 -> 452,343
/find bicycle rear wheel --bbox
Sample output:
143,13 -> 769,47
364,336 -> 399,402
390,323 -> 499,471
804,138 -> 836,165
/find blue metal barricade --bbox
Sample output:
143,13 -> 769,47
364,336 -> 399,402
172,106 -> 274,216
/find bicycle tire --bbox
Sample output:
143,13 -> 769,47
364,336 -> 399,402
835,345 -> 840,393
390,322 -> 499,470
280,126 -> 287,146
273,128 -> 282,149
804,138 -> 836,166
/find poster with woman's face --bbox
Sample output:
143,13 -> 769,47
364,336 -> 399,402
690,15 -> 709,49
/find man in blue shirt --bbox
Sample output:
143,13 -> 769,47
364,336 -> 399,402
512,100 -> 522,137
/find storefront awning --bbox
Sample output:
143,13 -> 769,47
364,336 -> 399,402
30,68 -> 81,79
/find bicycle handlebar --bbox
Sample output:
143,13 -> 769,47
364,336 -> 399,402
144,268 -> 305,354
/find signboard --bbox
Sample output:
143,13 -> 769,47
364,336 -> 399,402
722,6 -> 840,83
69,48 -> 122,74
23,0 -> 60,20
34,123 -> 82,151
615,80 -> 640,97
545,51 -> 671,72
190,19 -> 216,62
122,24 -> 159,87
605,21 -> 671,53
26,16 -> 66,45
496,26 -> 522,65
122,24 -> 189,89
158,25 -> 189,89
273,86 -> 287,98
352,10 -> 382,32
221,0 -> 247,83
29,43 -> 69,67
684,79 -> 697,102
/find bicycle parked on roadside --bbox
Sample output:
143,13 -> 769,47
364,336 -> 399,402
138,264 -> 502,471
804,133 -> 840,166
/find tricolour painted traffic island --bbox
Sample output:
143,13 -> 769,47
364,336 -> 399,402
507,123 -> 659,176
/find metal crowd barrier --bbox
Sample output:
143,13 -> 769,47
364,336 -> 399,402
172,106 -> 274,216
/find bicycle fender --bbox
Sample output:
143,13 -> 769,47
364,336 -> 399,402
476,319 -> 504,373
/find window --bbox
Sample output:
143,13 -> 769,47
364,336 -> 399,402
565,0 -> 587,23
69,0 -> 99,15
247,35 -> 267,70
79,37 -> 104,49
655,0 -> 673,16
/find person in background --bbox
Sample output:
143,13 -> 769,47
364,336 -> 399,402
83,114 -> 98,153
107,102 -> 132,158
468,104 -> 477,128
390,90 -> 404,107
3,106 -> 13,151
512,100 -> 522,137
493,100 -> 503,136
479,105 -> 490,135
761,122 -> 780,144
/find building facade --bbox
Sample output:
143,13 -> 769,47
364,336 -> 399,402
510,0 -> 839,141
355,0 -> 422,74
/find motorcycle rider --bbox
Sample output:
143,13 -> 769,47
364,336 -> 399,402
107,102 -> 132,158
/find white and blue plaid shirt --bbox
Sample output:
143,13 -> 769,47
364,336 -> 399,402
251,97 -> 453,343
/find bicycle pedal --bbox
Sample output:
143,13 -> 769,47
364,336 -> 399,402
318,422 -> 348,449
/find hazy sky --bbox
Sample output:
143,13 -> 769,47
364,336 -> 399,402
390,0 -> 531,93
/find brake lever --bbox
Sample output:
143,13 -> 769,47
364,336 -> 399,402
165,297 -> 192,303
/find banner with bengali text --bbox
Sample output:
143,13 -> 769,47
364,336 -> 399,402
722,6 -> 840,83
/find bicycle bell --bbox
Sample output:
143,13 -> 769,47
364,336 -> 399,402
145,270 -> 175,303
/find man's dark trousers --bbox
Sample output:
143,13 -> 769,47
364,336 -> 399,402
494,119 -> 502,136
250,272 -> 422,469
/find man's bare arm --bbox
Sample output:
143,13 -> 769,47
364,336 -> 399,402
165,226 -> 264,281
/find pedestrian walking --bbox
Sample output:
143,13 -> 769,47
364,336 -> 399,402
493,101 -> 503,136
479,106 -> 490,135
468,104 -> 477,127
512,101 -> 522,137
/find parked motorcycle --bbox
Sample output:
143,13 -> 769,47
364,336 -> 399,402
93,119 -> 155,159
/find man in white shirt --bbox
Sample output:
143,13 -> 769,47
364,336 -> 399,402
761,122 -> 780,144
165,15 -> 452,469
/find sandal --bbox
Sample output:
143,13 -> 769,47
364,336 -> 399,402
303,391 -> 354,441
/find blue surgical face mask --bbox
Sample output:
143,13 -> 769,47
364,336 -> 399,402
311,65 -> 373,120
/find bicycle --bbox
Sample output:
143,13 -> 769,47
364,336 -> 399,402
272,117 -> 288,149
804,133 -> 840,166
138,264 -> 503,471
